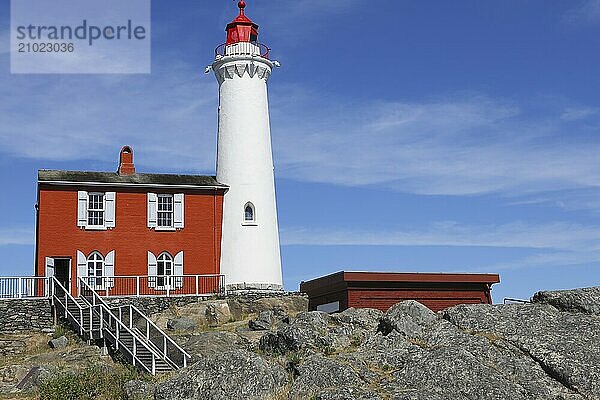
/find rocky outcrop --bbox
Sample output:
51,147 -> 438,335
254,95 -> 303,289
443,302 -> 600,398
0,332 -> 116,397
533,286 -> 600,315
166,317 -> 198,331
124,380 -> 155,400
154,349 -> 288,400
148,294 -> 308,332
4,288 -> 600,399
154,287 -> 600,400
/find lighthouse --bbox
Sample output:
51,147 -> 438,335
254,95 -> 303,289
211,1 -> 283,291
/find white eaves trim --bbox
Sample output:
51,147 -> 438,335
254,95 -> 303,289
39,180 -> 228,191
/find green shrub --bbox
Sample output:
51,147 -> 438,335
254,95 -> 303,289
286,351 -> 302,367
350,334 -> 363,348
52,324 -> 71,340
38,364 -> 143,400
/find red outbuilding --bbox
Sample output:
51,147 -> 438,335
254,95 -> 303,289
300,271 -> 500,313
35,146 -> 227,296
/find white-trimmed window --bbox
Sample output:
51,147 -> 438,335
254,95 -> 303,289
87,251 -> 104,289
157,195 -> 174,228
76,250 -> 115,290
147,250 -> 184,289
78,191 -> 116,229
148,193 -> 184,229
156,252 -> 173,288
87,193 -> 105,227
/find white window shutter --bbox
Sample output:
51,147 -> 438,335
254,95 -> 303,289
45,257 -> 55,278
105,250 -> 115,288
148,251 -> 157,288
77,191 -> 88,227
174,251 -> 184,288
147,193 -> 157,228
77,250 -> 87,280
174,194 -> 184,229
105,192 -> 116,229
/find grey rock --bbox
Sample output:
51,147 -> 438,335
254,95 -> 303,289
155,349 -> 288,400
48,335 -> 68,349
166,317 -> 198,331
378,300 -> 437,337
259,311 -> 332,354
533,286 -> 600,315
248,310 -> 275,331
330,307 -> 383,331
289,355 -> 369,399
312,387 -> 383,400
350,303 -> 583,400
124,380 -> 155,400
227,295 -> 308,320
204,302 -> 232,326
183,331 -> 248,362
444,303 -> 599,398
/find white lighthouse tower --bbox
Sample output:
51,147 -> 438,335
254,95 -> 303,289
211,1 -> 283,291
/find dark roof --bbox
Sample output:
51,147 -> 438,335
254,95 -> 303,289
38,170 -> 227,188
300,271 -> 500,292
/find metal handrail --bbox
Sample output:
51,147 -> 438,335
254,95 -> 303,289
79,274 -> 226,298
215,42 -> 270,59
51,277 -> 87,336
0,276 -> 50,299
78,278 -> 164,374
503,298 -> 532,304
115,303 -> 191,369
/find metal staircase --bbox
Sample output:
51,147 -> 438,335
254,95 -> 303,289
50,277 -> 191,375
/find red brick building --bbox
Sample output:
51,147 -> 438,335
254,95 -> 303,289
300,271 -> 500,312
35,146 -> 227,295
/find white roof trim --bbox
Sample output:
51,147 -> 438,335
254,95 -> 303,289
38,180 -> 228,190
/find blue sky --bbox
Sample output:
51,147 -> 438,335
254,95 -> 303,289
0,0 -> 599,302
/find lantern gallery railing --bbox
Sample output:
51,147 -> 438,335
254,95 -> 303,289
0,277 -> 50,299
78,275 -> 226,298
215,42 -> 270,59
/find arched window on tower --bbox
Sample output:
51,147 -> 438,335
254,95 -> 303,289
244,202 -> 255,223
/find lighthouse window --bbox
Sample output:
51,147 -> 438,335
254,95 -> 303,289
157,194 -> 174,228
244,203 -> 255,222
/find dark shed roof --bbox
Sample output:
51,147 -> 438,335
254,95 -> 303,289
300,271 -> 500,293
38,170 -> 227,188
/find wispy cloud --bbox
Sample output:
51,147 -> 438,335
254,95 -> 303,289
270,87 -> 600,198
0,63 -> 218,173
1,71 -> 600,205
0,227 -> 34,246
281,221 -> 600,251
281,221 -> 600,272
507,188 -> 600,215
564,0 -> 600,26
561,107 -> 600,121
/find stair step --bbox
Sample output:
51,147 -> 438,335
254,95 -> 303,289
54,283 -> 185,376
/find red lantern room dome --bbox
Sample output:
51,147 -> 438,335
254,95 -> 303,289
226,1 -> 259,45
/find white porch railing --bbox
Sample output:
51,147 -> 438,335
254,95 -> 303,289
78,275 -> 226,298
0,277 -> 49,299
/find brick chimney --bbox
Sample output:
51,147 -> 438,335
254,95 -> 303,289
118,146 -> 136,176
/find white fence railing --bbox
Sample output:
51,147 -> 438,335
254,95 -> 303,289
78,275 -> 226,298
0,274 -> 226,300
0,277 -> 49,299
